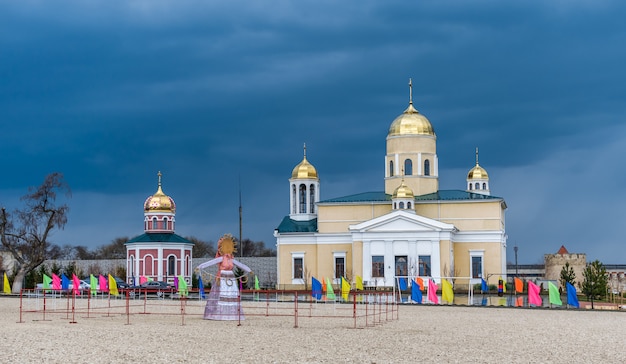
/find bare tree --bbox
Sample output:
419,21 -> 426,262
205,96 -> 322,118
186,236 -> 216,258
93,237 -> 129,259
0,173 -> 70,293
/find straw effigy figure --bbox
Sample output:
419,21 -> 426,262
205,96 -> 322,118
196,234 -> 252,320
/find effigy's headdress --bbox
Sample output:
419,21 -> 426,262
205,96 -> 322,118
217,233 -> 237,255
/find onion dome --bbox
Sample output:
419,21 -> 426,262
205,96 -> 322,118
291,144 -> 318,179
467,164 -> 489,180
388,78 -> 435,137
392,179 -> 415,199
144,172 -> 176,213
388,102 -> 435,137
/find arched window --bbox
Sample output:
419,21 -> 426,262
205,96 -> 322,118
389,160 -> 394,177
292,185 -> 296,214
404,159 -> 412,175
393,202 -> 397,209
475,182 -> 479,189
407,202 -> 412,209
424,159 -> 430,176
152,217 -> 157,229
309,184 -> 315,213
299,184 -> 306,213
168,256 -> 176,277
483,183 -> 487,190
399,202 -> 405,209
469,183 -> 473,190
163,217 -> 168,230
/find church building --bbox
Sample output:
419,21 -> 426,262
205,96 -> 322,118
125,172 -> 194,286
274,84 -> 507,290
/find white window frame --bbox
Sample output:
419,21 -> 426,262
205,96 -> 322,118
291,252 -> 305,284
469,249 -> 485,282
333,252 -> 346,284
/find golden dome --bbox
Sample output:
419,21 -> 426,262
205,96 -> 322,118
144,172 -> 176,213
388,103 -> 435,137
392,179 -> 415,199
291,145 -> 318,179
467,164 -> 489,180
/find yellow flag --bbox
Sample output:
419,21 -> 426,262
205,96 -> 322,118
341,277 -> 350,300
356,276 -> 364,290
441,279 -> 454,303
108,274 -> 119,296
3,273 -> 11,294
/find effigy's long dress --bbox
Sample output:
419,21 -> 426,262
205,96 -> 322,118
197,256 -> 251,320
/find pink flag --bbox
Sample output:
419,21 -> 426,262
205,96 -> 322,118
52,273 -> 61,290
72,274 -> 81,295
99,275 -> 109,293
427,279 -> 439,304
528,281 -> 542,306
140,276 -> 148,284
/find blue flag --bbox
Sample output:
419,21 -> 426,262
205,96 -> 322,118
566,282 -> 579,308
411,280 -> 422,303
198,276 -> 206,299
61,274 -> 69,290
481,278 -> 488,292
399,278 -> 407,290
311,277 -> 322,300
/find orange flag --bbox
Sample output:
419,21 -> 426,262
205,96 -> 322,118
322,277 -> 327,293
416,277 -> 424,291
514,277 -> 523,293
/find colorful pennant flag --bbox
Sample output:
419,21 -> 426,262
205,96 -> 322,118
548,282 -> 562,306
515,296 -> 524,307
398,277 -> 407,291
341,277 -> 350,301
173,277 -> 179,290
99,275 -> 108,293
198,276 -> 206,299
311,277 -> 322,300
442,279 -> 454,304
90,274 -> 98,296
322,277 -> 327,294
481,278 -> 488,292
43,274 -> 52,289
527,281 -> 542,306
514,277 -> 524,293
52,273 -> 61,290
177,275 -> 188,296
411,279 -> 422,303
254,275 -> 260,290
566,282 -> 579,308
140,276 -> 148,285
356,276 -> 364,290
3,273 -> 11,294
61,274 -> 69,290
72,274 -> 80,295
108,274 -> 119,296
427,279 -> 439,304
325,278 -> 336,300
416,277 -> 424,291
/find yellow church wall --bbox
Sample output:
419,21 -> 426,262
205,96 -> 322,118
415,200 -> 504,231
439,240 -> 451,278
452,242 -> 503,286
317,203 -> 391,233
386,135 -> 436,153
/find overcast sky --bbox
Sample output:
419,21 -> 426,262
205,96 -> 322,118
1,1 -> 625,264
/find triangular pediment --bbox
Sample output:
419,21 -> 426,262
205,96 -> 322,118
349,210 -> 455,233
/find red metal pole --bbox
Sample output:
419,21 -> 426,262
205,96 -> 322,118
18,290 -> 24,323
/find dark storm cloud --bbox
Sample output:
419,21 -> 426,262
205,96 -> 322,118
1,1 -> 625,263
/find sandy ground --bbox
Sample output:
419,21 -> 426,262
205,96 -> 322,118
0,295 -> 624,364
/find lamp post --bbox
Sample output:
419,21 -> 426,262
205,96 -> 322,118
514,245 -> 519,276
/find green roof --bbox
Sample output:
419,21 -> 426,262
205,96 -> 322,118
414,190 -> 502,201
319,190 -> 502,204
319,192 -> 390,203
126,233 -> 193,244
276,217 -> 318,233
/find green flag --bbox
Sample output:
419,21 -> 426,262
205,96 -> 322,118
90,274 -> 98,296
178,275 -> 188,297
254,275 -> 260,290
326,278 -> 336,300
43,274 -> 52,289
548,282 -> 562,306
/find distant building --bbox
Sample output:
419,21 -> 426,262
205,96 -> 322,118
544,245 -> 586,289
274,83 -> 507,289
125,172 -> 194,286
